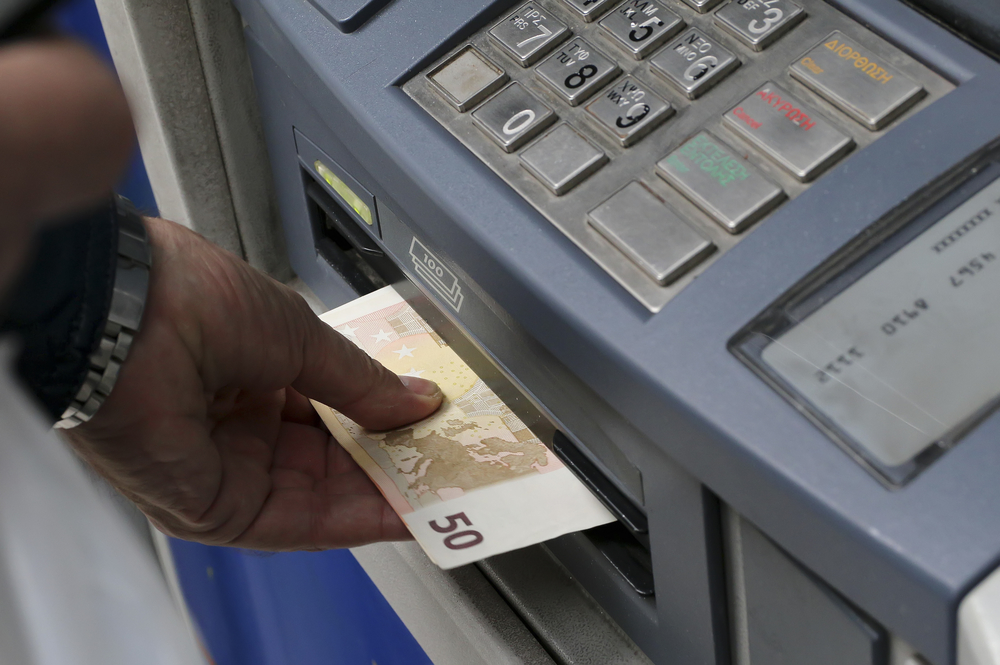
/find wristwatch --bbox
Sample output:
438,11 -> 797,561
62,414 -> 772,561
55,197 -> 152,429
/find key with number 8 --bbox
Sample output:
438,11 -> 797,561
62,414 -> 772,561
535,38 -> 621,106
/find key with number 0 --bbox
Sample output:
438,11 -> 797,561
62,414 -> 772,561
472,82 -> 557,152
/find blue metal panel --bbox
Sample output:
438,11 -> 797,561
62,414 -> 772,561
170,540 -> 431,665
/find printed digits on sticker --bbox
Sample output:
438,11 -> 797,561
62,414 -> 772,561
428,512 -> 485,550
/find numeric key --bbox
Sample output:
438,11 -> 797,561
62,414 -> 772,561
490,3 -> 571,67
599,0 -> 685,60
536,38 -> 621,106
472,83 -> 557,152
586,77 -> 673,146
714,0 -> 805,51
651,28 -> 740,98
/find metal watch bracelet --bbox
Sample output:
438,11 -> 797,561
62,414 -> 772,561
55,197 -> 151,429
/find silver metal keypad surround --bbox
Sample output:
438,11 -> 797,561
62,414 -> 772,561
520,123 -> 608,194
651,27 -> 740,98
473,82 -> 558,152
586,77 -> 674,146
536,38 -> 621,105
714,0 -> 806,51
406,0 -> 952,312
490,3 -> 571,67
589,181 -> 714,284
599,0 -> 685,60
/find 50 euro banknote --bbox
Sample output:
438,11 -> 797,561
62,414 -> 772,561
311,286 -> 614,569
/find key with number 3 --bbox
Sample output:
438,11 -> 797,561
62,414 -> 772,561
714,0 -> 805,51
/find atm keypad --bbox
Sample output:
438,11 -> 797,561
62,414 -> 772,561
714,0 -> 805,51
490,3 -> 571,67
409,0 -> 950,311
536,38 -> 621,105
599,0 -> 685,60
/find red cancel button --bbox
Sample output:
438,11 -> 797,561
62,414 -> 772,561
723,81 -> 855,182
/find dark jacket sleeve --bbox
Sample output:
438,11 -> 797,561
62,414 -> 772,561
0,200 -> 118,422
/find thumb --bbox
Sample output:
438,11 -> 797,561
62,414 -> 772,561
292,308 -> 443,430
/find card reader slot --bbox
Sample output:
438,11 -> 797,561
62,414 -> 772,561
552,431 -> 648,537
305,177 -> 400,294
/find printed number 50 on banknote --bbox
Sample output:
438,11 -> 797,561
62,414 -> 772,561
312,286 -> 613,569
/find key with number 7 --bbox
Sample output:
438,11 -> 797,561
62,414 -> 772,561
490,3 -> 571,67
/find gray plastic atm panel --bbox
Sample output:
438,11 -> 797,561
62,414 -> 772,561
738,516 -> 887,665
245,38 -> 730,664
234,0 -> 1000,662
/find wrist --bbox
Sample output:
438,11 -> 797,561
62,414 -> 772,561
56,196 -> 151,428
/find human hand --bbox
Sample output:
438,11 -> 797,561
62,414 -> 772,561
66,217 -> 443,550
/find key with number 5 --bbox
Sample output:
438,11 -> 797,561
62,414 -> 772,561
599,0 -> 685,60
714,0 -> 805,51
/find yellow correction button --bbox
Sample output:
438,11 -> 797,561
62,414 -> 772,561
789,31 -> 924,130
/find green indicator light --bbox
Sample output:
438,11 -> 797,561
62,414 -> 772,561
314,160 -> 373,226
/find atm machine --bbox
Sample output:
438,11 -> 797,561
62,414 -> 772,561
96,0 -> 1000,663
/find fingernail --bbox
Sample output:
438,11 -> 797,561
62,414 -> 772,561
400,375 -> 442,397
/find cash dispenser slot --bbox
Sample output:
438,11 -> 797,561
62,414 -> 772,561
305,177 -> 399,294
